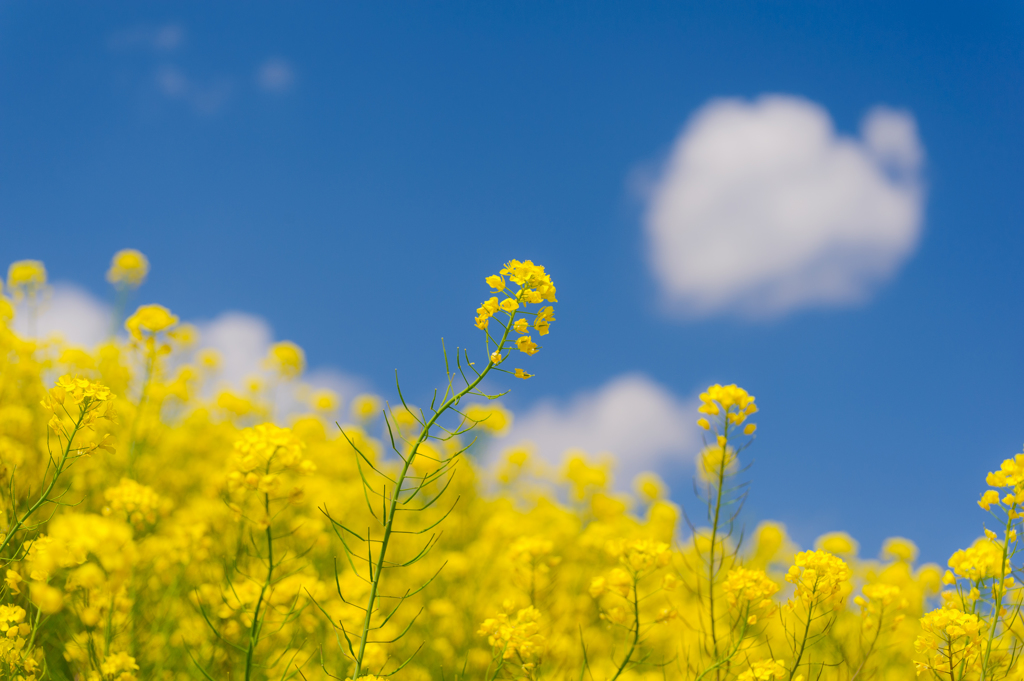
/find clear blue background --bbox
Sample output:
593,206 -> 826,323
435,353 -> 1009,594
1,1 -> 1022,565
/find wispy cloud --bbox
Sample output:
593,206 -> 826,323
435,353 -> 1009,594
643,95 -> 926,319
155,65 -> 234,115
255,58 -> 295,94
108,24 -> 184,52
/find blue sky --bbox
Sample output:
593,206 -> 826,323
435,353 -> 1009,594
1,1 -> 1022,564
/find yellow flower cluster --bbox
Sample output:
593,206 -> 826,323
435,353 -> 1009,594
102,478 -> 165,527
737,659 -> 787,681
786,550 -> 851,609
914,607 -> 985,677
697,383 -> 758,436
478,603 -> 546,664
946,537 -> 1007,580
106,249 -> 150,288
475,260 -> 557,375
266,340 -> 305,379
124,303 -> 178,340
226,423 -> 315,495
0,605 -> 37,680
723,567 -> 779,620
6,260 -> 46,302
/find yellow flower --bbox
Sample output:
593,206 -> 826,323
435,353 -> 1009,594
125,304 -> 178,340
815,532 -> 858,557
914,607 -> 984,677
266,340 -> 305,379
513,318 -> 529,334
310,389 -> 339,412
723,567 -> 779,613
978,489 -> 1001,510
534,306 -> 555,336
516,336 -> 539,355
106,249 -> 150,287
478,605 -> 546,663
785,550 -> 850,609
499,298 -> 519,314
947,537 -> 1006,580
463,403 -> 512,436
514,368 -> 533,379
29,582 -> 63,614
474,297 -> 501,330
485,274 -> 505,291
737,659 -> 787,681
6,259 -> 46,291
351,394 -> 383,421
698,384 -> 757,428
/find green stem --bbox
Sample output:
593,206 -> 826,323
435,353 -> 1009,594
245,491 -> 275,681
0,404 -> 86,559
609,576 -> 641,681
788,598 -> 816,681
979,509 -> 1014,680
706,417 -> 730,671
126,346 -> 156,479
351,300 -> 519,679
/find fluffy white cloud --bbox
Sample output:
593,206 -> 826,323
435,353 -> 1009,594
33,284 -> 113,348
256,58 -> 295,94
198,312 -> 274,389
645,95 -> 925,318
493,374 -> 701,485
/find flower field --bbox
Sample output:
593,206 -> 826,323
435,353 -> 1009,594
0,252 -> 1018,681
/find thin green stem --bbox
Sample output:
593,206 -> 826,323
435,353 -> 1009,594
245,490 -> 275,681
0,404 -> 86,559
350,300 -> 520,679
979,508 -> 1015,680
609,576 -> 641,681
788,598 -> 816,681
126,345 -> 157,479
706,417 -> 731,672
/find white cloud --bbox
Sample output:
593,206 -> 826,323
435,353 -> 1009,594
644,95 -> 926,318
32,284 -> 113,348
255,58 -> 295,94
21,285 -> 363,418
493,374 -> 701,485
198,312 -> 275,389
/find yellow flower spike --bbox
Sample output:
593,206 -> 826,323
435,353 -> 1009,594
107,248 -> 150,287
